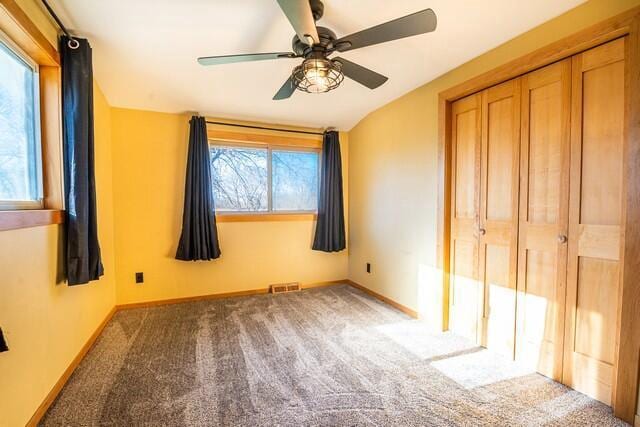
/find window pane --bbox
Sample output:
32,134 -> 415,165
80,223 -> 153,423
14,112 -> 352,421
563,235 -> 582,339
0,41 -> 39,202
272,150 -> 319,211
210,145 -> 268,212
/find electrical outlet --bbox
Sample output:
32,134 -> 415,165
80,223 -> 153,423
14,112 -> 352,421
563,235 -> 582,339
366,263 -> 371,273
135,272 -> 144,284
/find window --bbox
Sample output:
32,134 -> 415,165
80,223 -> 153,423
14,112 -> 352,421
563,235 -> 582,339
0,33 -> 42,210
210,142 -> 319,214
210,145 -> 268,212
272,150 -> 319,211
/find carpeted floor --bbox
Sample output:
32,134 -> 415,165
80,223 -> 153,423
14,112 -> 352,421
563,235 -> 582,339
41,285 -> 627,426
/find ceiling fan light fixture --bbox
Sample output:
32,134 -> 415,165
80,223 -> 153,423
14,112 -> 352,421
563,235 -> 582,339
293,58 -> 343,94
198,1 -> 437,100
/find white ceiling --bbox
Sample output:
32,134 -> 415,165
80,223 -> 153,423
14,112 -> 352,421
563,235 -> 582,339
49,0 -> 584,130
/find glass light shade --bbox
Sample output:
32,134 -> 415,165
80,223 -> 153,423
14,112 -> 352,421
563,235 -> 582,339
292,58 -> 343,94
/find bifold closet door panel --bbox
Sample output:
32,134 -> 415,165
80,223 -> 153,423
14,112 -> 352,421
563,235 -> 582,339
563,38 -> 625,405
449,93 -> 482,343
515,59 -> 571,380
477,79 -> 521,358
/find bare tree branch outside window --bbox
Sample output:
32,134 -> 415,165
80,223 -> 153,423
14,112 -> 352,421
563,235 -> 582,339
0,40 -> 38,202
272,150 -> 318,211
210,146 -> 268,211
209,144 -> 319,213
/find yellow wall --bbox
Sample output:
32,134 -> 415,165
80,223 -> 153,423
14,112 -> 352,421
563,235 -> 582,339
347,0 -> 640,330
110,108 -> 349,305
0,2 -> 118,426
0,83 -> 117,427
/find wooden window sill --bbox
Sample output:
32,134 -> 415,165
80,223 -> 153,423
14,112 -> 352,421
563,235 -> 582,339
216,213 -> 316,223
0,209 -> 64,232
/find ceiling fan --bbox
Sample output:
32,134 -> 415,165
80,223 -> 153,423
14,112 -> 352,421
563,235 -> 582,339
197,0 -> 437,100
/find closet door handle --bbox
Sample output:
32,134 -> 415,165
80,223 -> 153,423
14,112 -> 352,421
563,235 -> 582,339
557,234 -> 567,244
478,228 -> 486,236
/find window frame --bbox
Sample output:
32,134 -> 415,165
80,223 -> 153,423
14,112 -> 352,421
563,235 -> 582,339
0,28 -> 44,211
0,0 -> 64,232
207,129 -> 322,221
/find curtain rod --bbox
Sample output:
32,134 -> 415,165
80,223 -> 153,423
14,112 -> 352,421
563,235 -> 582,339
206,120 -> 327,136
40,0 -> 79,49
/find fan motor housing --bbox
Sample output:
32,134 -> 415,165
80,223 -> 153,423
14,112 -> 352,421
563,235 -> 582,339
292,26 -> 336,57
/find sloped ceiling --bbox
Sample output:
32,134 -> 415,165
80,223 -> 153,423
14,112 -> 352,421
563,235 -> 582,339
50,0 -> 585,129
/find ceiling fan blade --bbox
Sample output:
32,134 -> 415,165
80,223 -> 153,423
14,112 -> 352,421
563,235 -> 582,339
273,76 -> 296,100
333,57 -> 388,89
277,0 -> 319,45
334,9 -> 437,53
198,52 -> 297,66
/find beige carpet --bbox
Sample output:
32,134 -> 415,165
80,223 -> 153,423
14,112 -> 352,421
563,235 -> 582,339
40,285 -> 627,426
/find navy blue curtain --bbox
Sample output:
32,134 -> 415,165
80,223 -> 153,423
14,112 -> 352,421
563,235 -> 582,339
60,35 -> 104,285
313,131 -> 346,252
0,327 -> 8,352
176,116 -> 221,261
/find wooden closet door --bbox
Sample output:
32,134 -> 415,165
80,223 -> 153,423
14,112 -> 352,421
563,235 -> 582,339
449,93 -> 482,343
478,79 -> 521,358
515,60 -> 571,380
563,38 -> 625,405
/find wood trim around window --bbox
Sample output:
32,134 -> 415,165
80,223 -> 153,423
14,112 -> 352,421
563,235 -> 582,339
437,6 -> 640,422
0,0 -> 59,66
0,209 -> 63,232
216,213 -> 317,223
0,0 -> 64,232
207,129 -> 322,150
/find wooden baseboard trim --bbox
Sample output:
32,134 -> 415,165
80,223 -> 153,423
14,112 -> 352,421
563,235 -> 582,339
116,280 -> 348,310
345,279 -> 419,319
117,288 -> 270,310
26,305 -> 117,427
302,280 -> 348,289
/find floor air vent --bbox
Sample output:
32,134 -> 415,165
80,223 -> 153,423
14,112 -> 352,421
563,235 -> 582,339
270,282 -> 301,293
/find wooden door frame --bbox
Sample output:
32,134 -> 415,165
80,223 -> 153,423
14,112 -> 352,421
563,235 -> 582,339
437,6 -> 640,423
